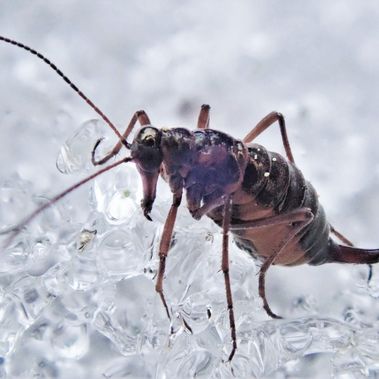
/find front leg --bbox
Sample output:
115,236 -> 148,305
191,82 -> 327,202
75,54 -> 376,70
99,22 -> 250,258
186,185 -> 225,220
92,110 -> 151,165
155,191 -> 182,320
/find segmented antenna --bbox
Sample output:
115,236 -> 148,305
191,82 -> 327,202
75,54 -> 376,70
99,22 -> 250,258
0,35 -> 127,148
0,156 -> 133,248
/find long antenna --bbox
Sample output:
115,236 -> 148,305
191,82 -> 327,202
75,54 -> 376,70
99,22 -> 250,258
0,157 -> 133,249
0,35 -> 128,148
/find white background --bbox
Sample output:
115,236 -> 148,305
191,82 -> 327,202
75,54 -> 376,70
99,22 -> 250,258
1,1 -> 379,378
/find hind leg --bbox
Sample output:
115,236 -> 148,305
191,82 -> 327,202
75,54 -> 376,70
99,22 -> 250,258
330,225 -> 353,246
243,111 -> 295,163
230,208 -> 314,318
258,215 -> 313,319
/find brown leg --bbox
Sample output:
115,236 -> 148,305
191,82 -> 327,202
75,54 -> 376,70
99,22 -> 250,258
330,225 -> 353,246
230,208 -> 314,319
367,263 -> 373,283
230,208 -> 313,231
197,104 -> 211,129
243,112 -> 295,163
258,213 -> 314,319
221,196 -> 238,361
92,110 -> 151,165
155,191 -> 182,320
190,189 -> 225,220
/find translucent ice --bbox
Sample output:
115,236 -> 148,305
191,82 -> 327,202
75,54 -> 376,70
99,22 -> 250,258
2,3 -> 379,376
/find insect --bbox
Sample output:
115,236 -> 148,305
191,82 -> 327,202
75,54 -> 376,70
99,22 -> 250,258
1,35 -> 379,362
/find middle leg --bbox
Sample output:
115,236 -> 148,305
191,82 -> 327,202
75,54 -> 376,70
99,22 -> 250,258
221,195 -> 237,362
197,104 -> 211,129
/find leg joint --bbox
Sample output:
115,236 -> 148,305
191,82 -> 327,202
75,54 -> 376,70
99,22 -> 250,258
274,111 -> 284,119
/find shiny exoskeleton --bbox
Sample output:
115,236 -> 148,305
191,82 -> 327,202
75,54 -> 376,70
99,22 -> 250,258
132,124 -> 378,269
2,35 -> 379,363
127,115 -> 379,361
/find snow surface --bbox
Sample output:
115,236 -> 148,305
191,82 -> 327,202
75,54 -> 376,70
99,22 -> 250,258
1,1 -> 379,378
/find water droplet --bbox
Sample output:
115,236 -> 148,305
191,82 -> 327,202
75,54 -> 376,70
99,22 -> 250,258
106,190 -> 138,223
50,323 -> 89,359
0,177 -> 33,232
97,229 -> 146,280
56,119 -> 111,174
91,164 -> 142,225
280,323 -> 313,353
66,256 -> 99,291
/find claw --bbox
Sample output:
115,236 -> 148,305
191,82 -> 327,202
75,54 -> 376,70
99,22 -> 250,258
144,211 -> 153,222
190,209 -> 202,221
91,137 -> 105,165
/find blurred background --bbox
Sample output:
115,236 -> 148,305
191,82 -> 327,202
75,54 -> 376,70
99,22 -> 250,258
1,1 -> 379,378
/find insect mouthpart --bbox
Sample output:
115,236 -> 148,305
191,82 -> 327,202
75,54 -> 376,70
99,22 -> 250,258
130,126 -> 163,221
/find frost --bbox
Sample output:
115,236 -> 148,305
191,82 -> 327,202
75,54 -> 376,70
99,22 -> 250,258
1,120 -> 379,378
1,2 -> 379,378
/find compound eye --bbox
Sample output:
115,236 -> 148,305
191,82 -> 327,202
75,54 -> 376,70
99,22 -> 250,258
143,135 -> 155,146
139,127 -> 159,146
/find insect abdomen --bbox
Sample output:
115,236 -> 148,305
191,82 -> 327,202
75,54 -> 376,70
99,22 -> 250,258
228,144 -> 331,266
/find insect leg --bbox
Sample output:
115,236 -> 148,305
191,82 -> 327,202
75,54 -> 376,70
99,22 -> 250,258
367,264 -> 373,283
230,208 -> 314,319
220,195 -> 238,361
229,208 -> 312,231
196,104 -> 211,129
92,111 -> 151,165
155,191 -> 183,320
190,189 -> 226,220
330,225 -> 353,246
243,112 -> 295,163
